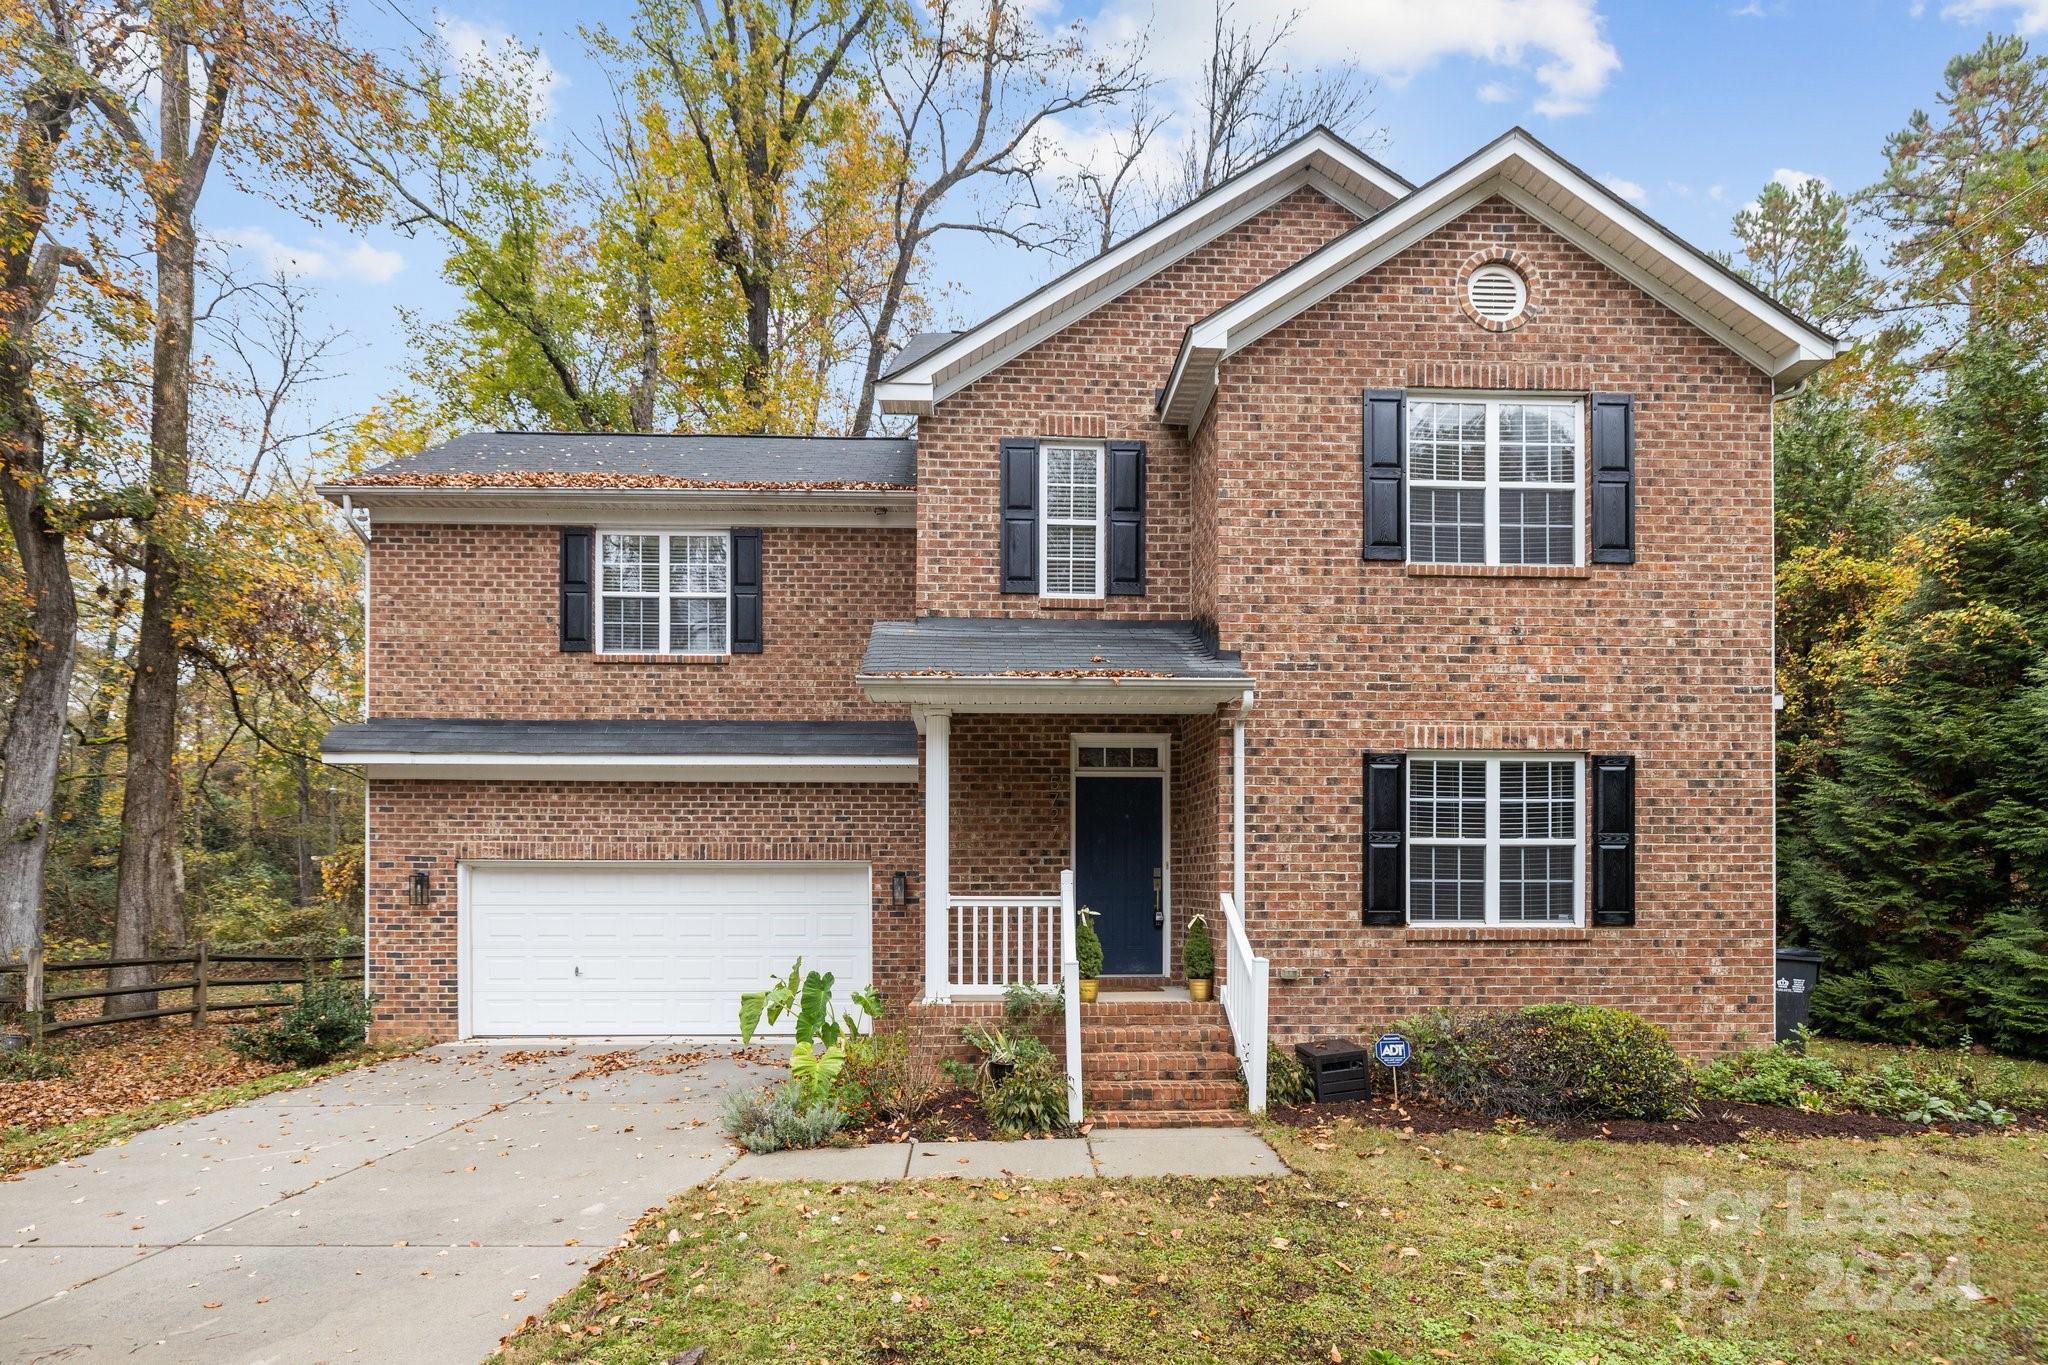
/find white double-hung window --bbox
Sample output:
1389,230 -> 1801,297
597,531 -> 730,655
1408,755 -> 1583,925
1040,442 -> 1104,597
1408,397 -> 1582,566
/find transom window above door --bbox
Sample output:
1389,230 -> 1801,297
1076,742 -> 1163,770
597,531 -> 730,655
1041,443 -> 1105,597
1408,397 -> 1583,566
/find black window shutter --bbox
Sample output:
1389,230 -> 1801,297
1362,389 -> 1406,560
729,527 -> 763,654
999,438 -> 1039,594
1106,440 -> 1146,595
1590,393 -> 1637,564
1362,752 -> 1407,925
1592,754 -> 1636,926
559,527 -> 594,653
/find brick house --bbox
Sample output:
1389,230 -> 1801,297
322,128 -> 1840,1123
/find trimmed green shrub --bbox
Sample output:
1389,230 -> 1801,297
1182,914 -> 1214,979
1404,1003 -> 1691,1122
985,1057 -> 1068,1136
1265,1042 -> 1313,1107
722,1082 -> 845,1153
1694,1047 -> 1848,1109
1002,982 -> 1062,1026
1074,912 -> 1103,980
227,978 -> 372,1067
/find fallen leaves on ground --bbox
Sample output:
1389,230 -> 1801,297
0,1025 -> 282,1134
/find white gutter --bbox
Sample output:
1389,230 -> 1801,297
858,675 -> 1253,714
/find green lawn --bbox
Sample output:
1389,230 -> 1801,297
503,1113 -> 2047,1363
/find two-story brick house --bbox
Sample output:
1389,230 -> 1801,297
323,128 -> 1839,1123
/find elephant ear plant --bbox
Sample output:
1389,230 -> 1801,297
740,957 -> 881,1105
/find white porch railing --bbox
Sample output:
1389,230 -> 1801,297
947,894 -> 1064,992
1061,869 -> 1082,1123
1218,890 -> 1270,1112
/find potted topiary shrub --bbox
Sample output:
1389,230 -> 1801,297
1074,907 -> 1103,1004
1182,913 -> 1214,1002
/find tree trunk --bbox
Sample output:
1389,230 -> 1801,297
294,752 -> 315,905
0,82 -> 86,980
0,460 -> 80,970
630,244 -> 658,431
109,210 -> 197,1013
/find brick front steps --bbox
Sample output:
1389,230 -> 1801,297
1081,996 -> 1245,1128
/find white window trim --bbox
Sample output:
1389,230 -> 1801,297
1407,394 -> 1585,567
1039,441 -> 1106,599
1407,752 -> 1585,928
596,529 -> 733,656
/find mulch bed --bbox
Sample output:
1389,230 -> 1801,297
844,1087 -> 1082,1144
1269,1094 -> 2021,1145
0,1024 -> 285,1134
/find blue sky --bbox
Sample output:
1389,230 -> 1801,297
208,0 -> 2048,438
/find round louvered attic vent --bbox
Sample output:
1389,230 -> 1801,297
1466,263 -> 1527,322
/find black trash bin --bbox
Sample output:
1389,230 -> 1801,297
1775,946 -> 1823,1047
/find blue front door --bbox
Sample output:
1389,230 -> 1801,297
1074,775 -> 1163,976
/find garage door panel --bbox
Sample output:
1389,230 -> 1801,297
465,862 -> 872,1038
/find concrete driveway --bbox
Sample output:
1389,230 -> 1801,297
0,1041 -> 767,1363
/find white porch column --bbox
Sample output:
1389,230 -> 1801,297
1233,690 -> 1252,912
922,709 -> 952,1001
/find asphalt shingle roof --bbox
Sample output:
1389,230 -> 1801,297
321,718 -> 917,759
860,618 -> 1249,681
339,431 -> 916,489
879,331 -> 960,378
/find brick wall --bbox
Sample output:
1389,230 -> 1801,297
367,522 -> 913,720
1203,197 -> 1776,1054
915,186 -> 1361,620
365,778 -> 923,1040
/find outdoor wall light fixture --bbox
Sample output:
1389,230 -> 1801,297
892,871 -> 909,907
409,870 -> 431,907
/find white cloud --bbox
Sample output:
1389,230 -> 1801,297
1708,183 -> 1727,201
208,227 -> 406,285
1096,0 -> 1621,117
1730,0 -> 1767,15
438,14 -> 562,121
1941,1 -> 2048,33
1771,167 -> 1829,192
1477,80 -> 1515,103
1601,174 -> 1647,204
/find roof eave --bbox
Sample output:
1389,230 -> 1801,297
319,750 -> 918,783
855,675 -> 1251,714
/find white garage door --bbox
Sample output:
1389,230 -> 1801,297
464,862 -> 872,1038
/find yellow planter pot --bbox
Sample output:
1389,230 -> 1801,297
1078,979 -> 1099,1004
1188,977 -> 1213,1003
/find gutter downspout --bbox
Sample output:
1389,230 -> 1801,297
1233,689 -> 1253,913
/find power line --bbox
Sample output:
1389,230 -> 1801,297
1821,166 -> 2048,327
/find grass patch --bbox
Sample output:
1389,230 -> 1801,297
0,1039 -> 419,1177
504,1118 -> 2048,1362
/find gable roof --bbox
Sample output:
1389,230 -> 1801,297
876,126 -> 1411,415
1158,128 -> 1844,426
331,430 -> 915,490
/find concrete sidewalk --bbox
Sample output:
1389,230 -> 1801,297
720,1125 -> 1287,1183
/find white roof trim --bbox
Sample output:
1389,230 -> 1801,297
858,675 -> 1249,715
1159,129 -> 1844,425
319,484 -> 916,529
321,750 -> 918,784
878,127 -> 1409,415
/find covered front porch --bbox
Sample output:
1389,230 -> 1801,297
858,617 -> 1273,1116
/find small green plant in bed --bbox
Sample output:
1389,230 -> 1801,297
1264,1041 -> 1313,1106
1001,981 -> 1062,1025
959,1022 -> 1050,1087
836,1030 -> 944,1129
1693,1041 -> 1849,1110
227,978 -> 373,1067
1695,1037 -> 2016,1125
985,1055 -> 1068,1135
722,1083 -> 844,1153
